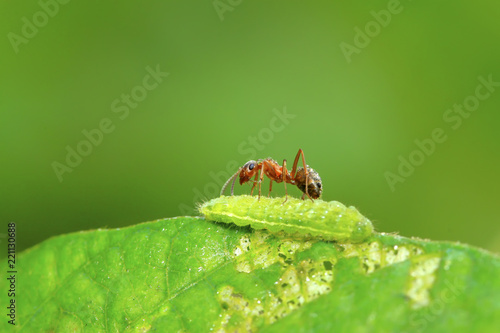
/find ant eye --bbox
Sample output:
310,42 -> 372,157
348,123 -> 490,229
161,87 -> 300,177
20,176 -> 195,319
248,163 -> 255,171
317,183 -> 322,188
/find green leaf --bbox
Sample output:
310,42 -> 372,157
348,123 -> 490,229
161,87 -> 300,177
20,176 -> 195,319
1,217 -> 499,332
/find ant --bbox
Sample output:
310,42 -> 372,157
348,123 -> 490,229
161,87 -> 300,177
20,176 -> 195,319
220,149 -> 322,202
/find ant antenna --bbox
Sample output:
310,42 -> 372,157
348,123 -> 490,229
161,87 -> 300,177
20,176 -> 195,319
220,168 -> 241,196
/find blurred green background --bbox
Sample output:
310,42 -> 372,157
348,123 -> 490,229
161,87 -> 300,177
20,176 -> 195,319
1,0 -> 499,257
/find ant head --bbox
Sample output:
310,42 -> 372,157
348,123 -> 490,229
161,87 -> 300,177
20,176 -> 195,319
295,167 -> 322,199
239,160 -> 259,185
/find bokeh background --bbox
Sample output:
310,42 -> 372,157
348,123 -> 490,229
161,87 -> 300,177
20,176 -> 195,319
1,1 -> 499,257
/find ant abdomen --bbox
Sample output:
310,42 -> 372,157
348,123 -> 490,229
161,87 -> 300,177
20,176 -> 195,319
295,167 -> 322,199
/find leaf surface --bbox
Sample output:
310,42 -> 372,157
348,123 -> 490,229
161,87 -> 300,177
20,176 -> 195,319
1,217 -> 499,332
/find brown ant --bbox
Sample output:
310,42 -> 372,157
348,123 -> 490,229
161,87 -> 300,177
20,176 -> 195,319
220,149 -> 322,201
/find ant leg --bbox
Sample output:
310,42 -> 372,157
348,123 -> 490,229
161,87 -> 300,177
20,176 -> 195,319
291,149 -> 313,201
250,170 -> 259,196
300,150 -> 312,201
268,180 -> 273,197
258,163 -> 265,200
290,149 -> 301,179
282,159 -> 288,204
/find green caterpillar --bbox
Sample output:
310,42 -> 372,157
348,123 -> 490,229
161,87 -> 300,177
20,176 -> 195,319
199,195 -> 374,243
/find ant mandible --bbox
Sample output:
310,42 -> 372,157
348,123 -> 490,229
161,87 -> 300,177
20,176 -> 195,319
220,149 -> 322,202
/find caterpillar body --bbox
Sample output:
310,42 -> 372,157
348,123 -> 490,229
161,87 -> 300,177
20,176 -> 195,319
199,195 -> 374,243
